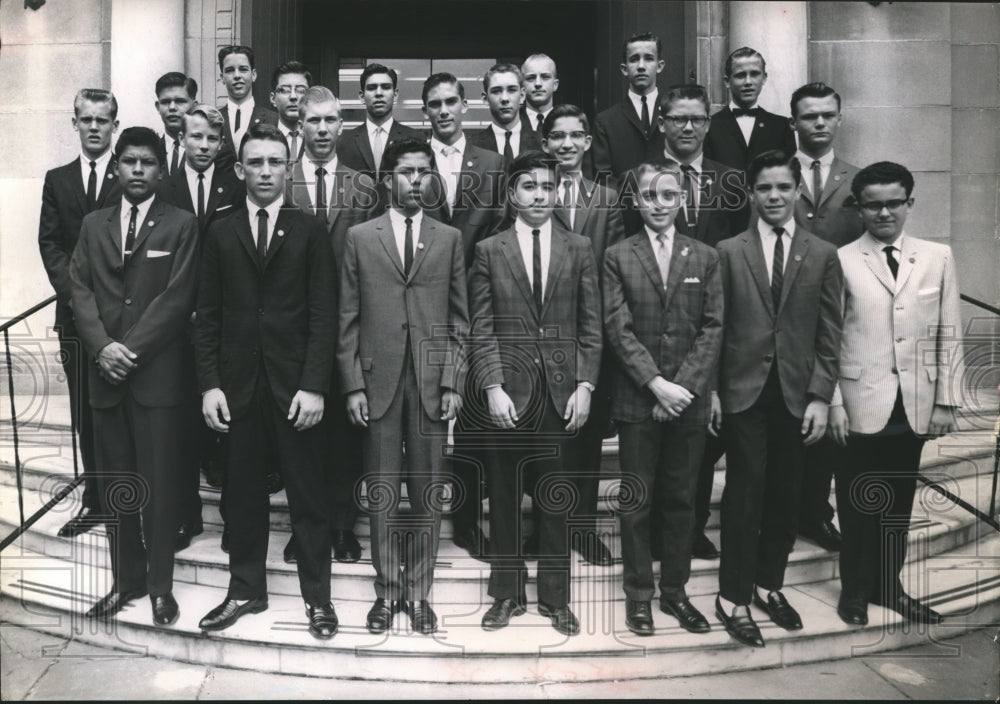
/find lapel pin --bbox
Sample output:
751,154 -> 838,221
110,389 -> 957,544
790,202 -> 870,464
834,174 -> 841,181
277,230 -> 285,237
909,257 -> 915,263
680,246 -> 690,257
418,242 -> 425,250
106,172 -> 114,179
217,186 -> 223,193
147,220 -> 155,226
338,187 -> 344,193
467,161 -> 473,167
795,254 -> 803,262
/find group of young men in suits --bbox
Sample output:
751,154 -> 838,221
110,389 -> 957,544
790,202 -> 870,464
39,35 -> 961,644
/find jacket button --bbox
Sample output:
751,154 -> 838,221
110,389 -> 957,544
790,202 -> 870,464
895,336 -> 904,342
124,298 -> 132,305
402,323 -> 408,330
258,308 -> 264,316
763,354 -> 773,362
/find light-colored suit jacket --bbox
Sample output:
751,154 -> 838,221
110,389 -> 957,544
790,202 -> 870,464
833,233 -> 963,435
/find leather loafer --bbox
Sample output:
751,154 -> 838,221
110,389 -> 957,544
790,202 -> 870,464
220,528 -> 230,554
538,602 -> 580,636
332,529 -> 362,563
660,596 -> 710,633
366,598 -> 403,633
86,588 -> 147,620
482,598 -> 526,631
572,531 -> 614,566
691,532 -> 720,560
716,596 -> 764,647
874,593 -> 943,625
306,603 -> 339,639
174,522 -> 203,552
837,594 -> 869,626
199,596 -> 268,631
753,590 -> 803,630
283,535 -> 296,564
453,524 -> 490,562
799,519 -> 842,552
151,593 -> 179,626
625,600 -> 654,636
408,599 -> 438,634
58,506 -> 105,538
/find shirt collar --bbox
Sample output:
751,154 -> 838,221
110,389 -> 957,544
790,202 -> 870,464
525,106 -> 548,123
277,121 -> 295,138
388,206 -> 422,232
795,149 -> 835,169
762,218 -> 796,238
185,161 -> 215,183
246,195 -> 283,222
491,120 -> 521,139
863,230 -> 905,252
645,224 -> 675,245
367,117 -> 394,137
430,134 -> 465,157
303,153 -> 337,176
629,87 -> 658,108
662,146 -> 704,170
514,217 -> 551,239
729,101 -> 759,112
227,96 -> 255,113
121,193 -> 155,221
81,149 -> 113,170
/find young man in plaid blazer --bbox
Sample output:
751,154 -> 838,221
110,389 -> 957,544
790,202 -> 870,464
603,162 -> 724,636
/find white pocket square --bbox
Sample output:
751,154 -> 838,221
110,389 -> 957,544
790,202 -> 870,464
683,277 -> 700,283
918,287 -> 939,295
147,250 -> 171,258
215,204 -> 233,211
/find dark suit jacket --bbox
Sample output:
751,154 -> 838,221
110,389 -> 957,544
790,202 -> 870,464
336,120 -> 425,180
68,198 -> 199,409
716,226 -> 843,417
469,116 -> 542,157
468,223 -> 602,416
218,103 -> 278,164
425,141 -> 506,268
337,212 -> 468,420
195,206 -> 337,419
552,177 -> 625,270
793,156 -> 863,248
590,99 -> 665,185
603,232 -> 723,424
704,106 -> 796,172
286,159 -> 377,283
38,157 -> 121,328
155,163 -> 244,236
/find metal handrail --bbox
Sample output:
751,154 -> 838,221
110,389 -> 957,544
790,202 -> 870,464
960,293 -> 1000,317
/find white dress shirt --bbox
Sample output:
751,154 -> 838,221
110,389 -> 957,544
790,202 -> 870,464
559,174 -> 581,229
227,97 -> 256,152
367,117 -> 394,150
300,154 -> 338,214
388,207 -> 422,265
729,101 -> 759,145
514,217 -> 551,298
795,149 -> 835,199
79,149 -> 113,192
628,88 -> 659,126
662,148 -> 705,212
164,134 -> 185,174
119,195 -> 155,261
245,195 -> 283,250
759,218 -> 796,283
277,121 -> 300,159
430,135 -> 466,208
490,120 -> 523,159
184,162 -> 215,215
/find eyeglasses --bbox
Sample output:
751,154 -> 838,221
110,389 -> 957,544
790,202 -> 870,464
274,85 -> 308,96
858,199 -> 910,213
661,115 -> 709,128
546,131 -> 587,142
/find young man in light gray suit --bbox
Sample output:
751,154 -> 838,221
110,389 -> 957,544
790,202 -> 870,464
828,161 -> 961,627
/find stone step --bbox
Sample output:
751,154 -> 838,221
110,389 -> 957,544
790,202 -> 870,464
2,533 -> 996,684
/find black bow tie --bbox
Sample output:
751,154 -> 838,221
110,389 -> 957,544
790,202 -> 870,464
732,107 -> 759,118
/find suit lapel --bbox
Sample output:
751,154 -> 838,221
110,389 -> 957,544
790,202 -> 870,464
206,169 -> 230,216
540,228 -> 569,317
745,110 -> 770,153
498,230 -> 537,319
777,232 -> 810,314
232,208 -> 260,270
291,160 -> 315,218
105,203 -> 123,260
96,158 -> 118,206
68,158 -> 89,215
573,179 -> 595,233
743,230 -> 776,319
620,100 -> 648,140
375,216 -> 406,278
894,237 -> 918,294
633,234 -> 667,304
326,166 -> 352,231
662,236 -> 693,310
354,127 -> 376,172
128,198 -> 164,257
263,208 -> 296,271
716,108 -> 747,148
407,217 -> 435,282
816,158 -> 849,210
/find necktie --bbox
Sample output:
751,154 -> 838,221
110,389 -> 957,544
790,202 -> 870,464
171,138 -> 180,175
404,217 -> 414,276
681,164 -> 698,228
532,228 -> 543,312
640,95 -> 650,134
771,227 -> 785,310
732,107 -> 758,118
256,208 -> 268,261
441,145 -> 459,214
86,160 -> 97,211
883,245 -> 899,280
372,127 -> 385,177
536,112 -> 545,134
124,206 -> 138,262
315,165 -> 327,219
503,130 -> 514,166
197,173 -> 206,225
562,179 -> 575,230
234,107 -> 242,133
288,130 -> 299,160
656,232 -> 670,288
811,159 -> 823,203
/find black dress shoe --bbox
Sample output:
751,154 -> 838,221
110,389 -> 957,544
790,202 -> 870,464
58,506 -> 105,538
715,596 -> 764,647
625,600 -> 654,636
306,603 -> 339,639
202,459 -> 223,488
283,535 -> 296,564
799,519 -> 842,551
332,530 -> 362,563
220,528 -> 230,554
538,602 -> 580,636
691,532 -> 720,560
837,594 -> 869,626
453,524 -> 490,561
199,596 -> 268,631
407,600 -> 438,634
482,598 -> 526,631
174,522 -> 204,552
572,531 -> 614,566
874,593 -> 943,625
151,593 -> 179,626
366,598 -> 403,633
521,530 -> 539,557
265,471 -> 284,495
753,590 -> 803,630
85,588 -> 147,619
660,596 -> 711,633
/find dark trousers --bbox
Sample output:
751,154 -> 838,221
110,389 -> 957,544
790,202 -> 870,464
565,371 -> 613,529
693,432 -> 724,536
836,393 -> 925,603
328,407 -> 363,532
225,381 -> 331,606
619,418 -> 705,601
448,407 -> 488,533
363,353 -> 445,602
801,437 -> 838,524
718,370 -> 805,604
92,394 -> 183,597
486,396 -> 572,607
57,324 -> 99,511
